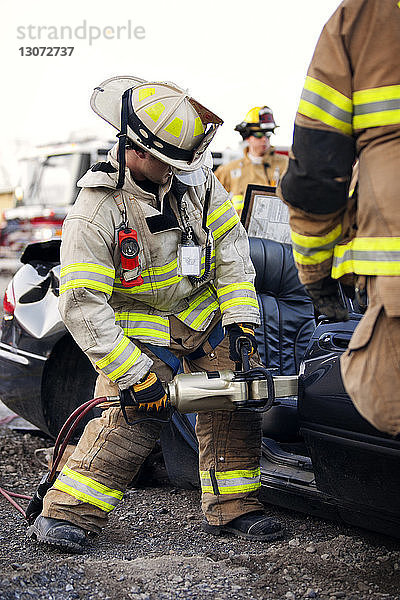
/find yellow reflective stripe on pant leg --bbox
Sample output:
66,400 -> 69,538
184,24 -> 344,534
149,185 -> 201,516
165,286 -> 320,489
332,237 -> 400,278
53,466 -> 123,512
199,467 -> 261,495
298,76 -> 353,135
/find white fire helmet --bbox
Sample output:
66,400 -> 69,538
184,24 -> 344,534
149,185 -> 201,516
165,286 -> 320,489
91,76 -> 223,187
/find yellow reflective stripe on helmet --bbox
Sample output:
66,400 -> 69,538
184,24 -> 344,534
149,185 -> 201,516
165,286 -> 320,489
145,101 -> 165,122
291,224 -> 342,266
353,85 -> 400,129
298,76 -> 353,135
165,117 -> 183,138
60,263 -> 115,296
53,466 -> 123,513
138,87 -> 155,102
231,195 -> 244,212
199,467 -> 261,495
332,237 -> 400,278
193,117 -> 205,137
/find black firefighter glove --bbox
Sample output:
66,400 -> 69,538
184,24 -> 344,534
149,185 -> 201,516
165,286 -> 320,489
305,276 -> 349,322
120,372 -> 168,423
226,323 -> 258,363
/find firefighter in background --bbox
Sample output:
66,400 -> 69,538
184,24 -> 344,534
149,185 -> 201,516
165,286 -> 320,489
279,0 -> 400,436
27,75 -> 283,552
215,106 -> 288,215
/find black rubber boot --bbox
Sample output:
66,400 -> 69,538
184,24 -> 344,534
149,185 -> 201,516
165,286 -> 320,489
27,515 -> 87,553
201,512 -> 284,542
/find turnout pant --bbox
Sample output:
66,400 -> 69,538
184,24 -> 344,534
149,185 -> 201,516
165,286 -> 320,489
43,316 -> 264,533
341,276 -> 400,436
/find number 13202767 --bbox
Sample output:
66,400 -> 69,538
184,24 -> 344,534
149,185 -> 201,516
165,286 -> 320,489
19,47 -> 74,56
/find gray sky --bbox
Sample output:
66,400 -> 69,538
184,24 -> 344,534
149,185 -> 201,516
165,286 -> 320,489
2,0 -> 340,168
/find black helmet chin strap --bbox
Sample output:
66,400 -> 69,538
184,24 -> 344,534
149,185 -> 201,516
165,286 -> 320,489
116,90 -> 130,189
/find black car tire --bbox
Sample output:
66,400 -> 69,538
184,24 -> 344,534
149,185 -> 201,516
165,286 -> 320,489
41,334 -> 98,438
160,420 -> 200,490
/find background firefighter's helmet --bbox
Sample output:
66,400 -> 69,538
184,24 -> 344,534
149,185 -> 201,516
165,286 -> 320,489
91,76 -> 223,187
234,106 -> 277,139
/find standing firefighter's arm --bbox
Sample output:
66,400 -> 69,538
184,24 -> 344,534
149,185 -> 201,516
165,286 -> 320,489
205,173 -> 260,329
279,1 -> 358,286
59,207 -> 153,390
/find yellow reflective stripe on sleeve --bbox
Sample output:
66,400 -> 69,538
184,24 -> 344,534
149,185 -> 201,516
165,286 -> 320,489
291,224 -> 342,266
115,312 -> 170,341
292,249 -> 334,266
54,466 -> 123,512
332,237 -> 400,278
60,279 -> 114,295
299,76 -> 353,135
217,282 -> 258,313
176,288 -> 219,330
107,345 -> 142,381
219,297 -> 259,312
353,85 -> 400,129
96,336 -> 130,370
207,199 -> 235,226
212,214 -> 240,240
60,263 -> 115,296
207,199 -> 240,240
217,282 -> 255,297
60,263 -> 115,278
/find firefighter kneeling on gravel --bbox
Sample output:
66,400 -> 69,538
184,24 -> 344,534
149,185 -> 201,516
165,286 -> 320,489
27,75 -> 284,552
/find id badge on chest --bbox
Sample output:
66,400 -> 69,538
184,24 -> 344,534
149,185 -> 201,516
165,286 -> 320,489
177,241 -> 202,276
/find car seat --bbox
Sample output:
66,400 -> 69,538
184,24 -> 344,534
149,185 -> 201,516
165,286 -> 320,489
249,237 -> 315,439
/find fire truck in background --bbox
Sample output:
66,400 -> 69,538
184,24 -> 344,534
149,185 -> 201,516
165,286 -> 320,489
0,139 -> 113,270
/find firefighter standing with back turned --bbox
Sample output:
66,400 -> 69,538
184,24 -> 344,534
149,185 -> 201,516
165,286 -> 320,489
27,75 -> 284,552
279,0 -> 400,436
215,106 -> 288,216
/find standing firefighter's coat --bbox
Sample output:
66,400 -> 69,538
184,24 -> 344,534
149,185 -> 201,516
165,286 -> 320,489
280,0 -> 400,435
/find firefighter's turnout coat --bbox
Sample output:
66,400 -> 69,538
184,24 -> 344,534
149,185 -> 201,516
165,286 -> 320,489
280,0 -> 400,435
215,146 -> 288,214
59,144 -> 260,390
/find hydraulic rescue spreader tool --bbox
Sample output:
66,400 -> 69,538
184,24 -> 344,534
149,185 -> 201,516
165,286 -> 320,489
23,341 -> 298,524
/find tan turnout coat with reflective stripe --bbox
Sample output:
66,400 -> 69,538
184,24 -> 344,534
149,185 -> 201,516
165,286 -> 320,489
59,144 -> 259,389
215,146 -> 288,197
279,0 -> 400,316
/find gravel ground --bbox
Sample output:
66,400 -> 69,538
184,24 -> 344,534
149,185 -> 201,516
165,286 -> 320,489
1,426 -> 400,600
